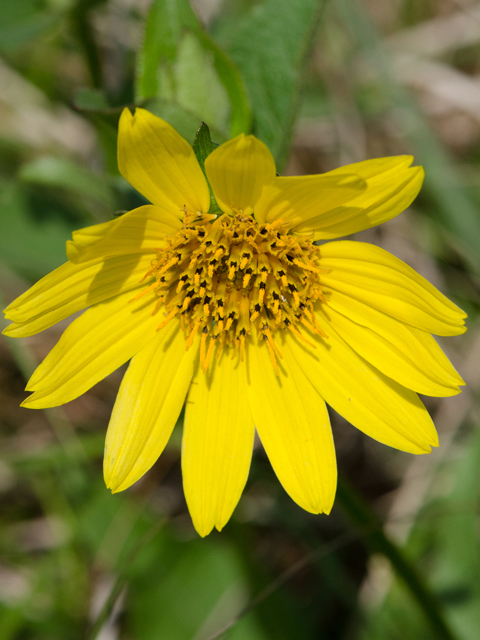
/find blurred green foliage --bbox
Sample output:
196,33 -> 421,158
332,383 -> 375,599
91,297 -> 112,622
0,0 -> 479,639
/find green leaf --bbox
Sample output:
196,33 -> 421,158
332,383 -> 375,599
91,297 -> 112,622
192,122 -> 219,173
428,428 -> 480,637
336,0 -> 480,274
135,0 -> 251,137
135,0 -> 197,99
194,28 -> 252,137
0,0 -> 57,52
5,433 -> 105,473
127,534 -> 267,640
223,0 -> 326,169
358,429 -> 480,640
145,97 -> 226,146
73,87 -> 110,112
0,180 -> 77,280
168,32 -> 230,134
19,156 -> 114,209
192,122 -> 222,214
337,476 -> 458,640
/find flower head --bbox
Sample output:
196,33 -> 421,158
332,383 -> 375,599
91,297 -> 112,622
3,108 -> 466,536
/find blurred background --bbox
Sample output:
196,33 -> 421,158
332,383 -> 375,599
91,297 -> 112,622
0,0 -> 479,638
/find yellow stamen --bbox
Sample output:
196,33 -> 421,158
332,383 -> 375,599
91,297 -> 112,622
202,337 -> 216,372
287,323 -> 316,349
176,278 -> 187,294
158,255 -> 180,275
156,306 -> 179,331
264,328 -> 283,359
265,337 -> 279,376
240,334 -> 246,362
140,264 -> 158,283
200,331 -> 208,367
301,316 -> 328,338
130,281 -> 157,302
139,210 -> 328,373
293,258 -> 320,273
233,338 -> 240,360
185,319 -> 200,349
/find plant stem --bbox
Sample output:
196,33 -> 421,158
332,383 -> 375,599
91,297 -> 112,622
71,0 -> 105,89
337,475 -> 457,640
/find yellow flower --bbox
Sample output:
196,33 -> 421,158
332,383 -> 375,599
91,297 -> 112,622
3,108 -> 466,536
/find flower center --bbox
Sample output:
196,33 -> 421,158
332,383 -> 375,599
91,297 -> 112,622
139,210 -> 328,373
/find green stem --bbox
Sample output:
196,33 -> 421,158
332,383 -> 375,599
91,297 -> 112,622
275,0 -> 329,173
71,0 -> 104,89
336,476 -> 457,640
85,576 -> 127,640
85,518 -> 167,640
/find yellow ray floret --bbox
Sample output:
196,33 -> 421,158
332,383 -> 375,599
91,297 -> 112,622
183,351 -> 255,537
104,319 -> 199,493
2,107 -> 467,537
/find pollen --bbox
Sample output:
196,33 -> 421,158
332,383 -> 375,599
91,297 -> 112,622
142,210 -> 328,373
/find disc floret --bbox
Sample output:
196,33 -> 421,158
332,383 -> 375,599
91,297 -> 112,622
141,209 -> 328,373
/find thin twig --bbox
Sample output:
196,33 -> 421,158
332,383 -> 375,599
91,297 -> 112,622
203,500 -> 477,640
85,518 -> 168,640
204,527 -> 362,640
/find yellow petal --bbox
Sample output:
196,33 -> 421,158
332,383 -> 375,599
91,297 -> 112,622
244,334 -> 336,515
22,288 -> 163,409
182,352 -> 255,537
319,241 -> 466,336
118,108 -> 210,215
254,173 -> 365,226
3,253 -> 154,337
205,134 -> 276,216
66,205 -> 181,264
288,318 -> 439,454
324,296 -> 463,396
293,156 -> 424,239
104,319 -> 198,493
